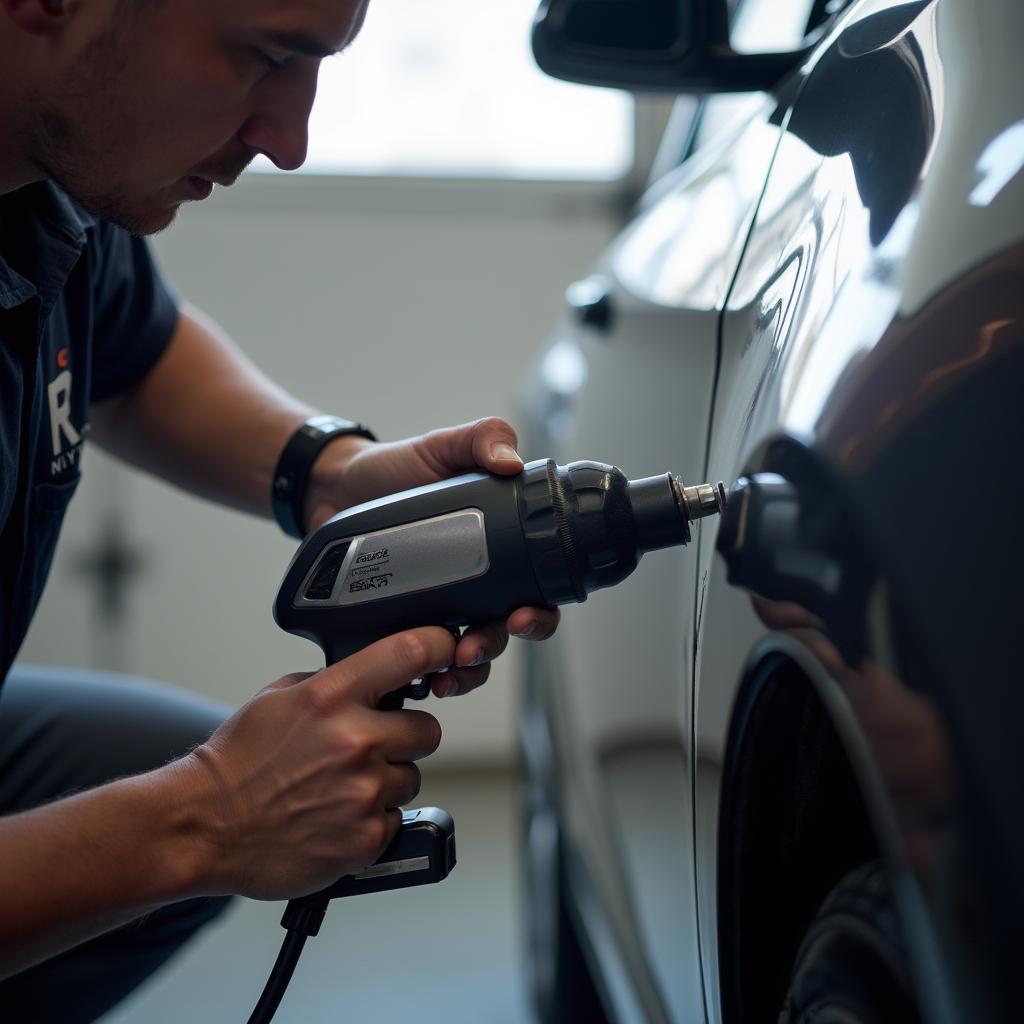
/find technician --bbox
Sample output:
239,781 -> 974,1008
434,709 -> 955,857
0,1 -> 558,1019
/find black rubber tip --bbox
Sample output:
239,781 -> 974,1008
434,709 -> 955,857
628,474 -> 691,552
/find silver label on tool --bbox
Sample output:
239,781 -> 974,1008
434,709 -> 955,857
295,508 -> 489,607
350,856 -> 431,881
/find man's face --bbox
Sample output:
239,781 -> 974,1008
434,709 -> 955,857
30,0 -> 368,235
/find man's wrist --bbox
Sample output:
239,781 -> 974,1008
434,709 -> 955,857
135,756 -> 231,901
303,433 -> 376,533
272,415 -> 377,538
0,765 -> 226,978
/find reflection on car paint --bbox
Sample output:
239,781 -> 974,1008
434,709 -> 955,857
613,107 -> 782,311
697,0 -> 957,1020
697,0 -> 1024,1019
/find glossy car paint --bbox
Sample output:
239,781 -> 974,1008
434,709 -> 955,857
697,0 -> 1023,1020
523,0 -> 1024,1021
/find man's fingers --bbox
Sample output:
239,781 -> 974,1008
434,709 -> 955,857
373,706 -> 444,762
455,622 -> 509,668
306,627 -> 457,710
379,807 -> 403,856
434,609 -> 557,699
506,606 -> 560,641
431,663 -> 491,699
380,761 -> 423,809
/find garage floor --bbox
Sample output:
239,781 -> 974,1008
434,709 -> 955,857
100,767 -> 535,1024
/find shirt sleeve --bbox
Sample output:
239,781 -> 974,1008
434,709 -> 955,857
87,221 -> 180,404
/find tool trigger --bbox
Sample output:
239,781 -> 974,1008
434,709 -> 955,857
406,677 -> 432,700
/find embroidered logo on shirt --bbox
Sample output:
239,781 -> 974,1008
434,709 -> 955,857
47,349 -> 83,476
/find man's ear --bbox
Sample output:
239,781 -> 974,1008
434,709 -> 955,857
0,0 -> 75,37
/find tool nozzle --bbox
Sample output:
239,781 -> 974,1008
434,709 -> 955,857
627,474 -> 728,554
677,480 -> 729,522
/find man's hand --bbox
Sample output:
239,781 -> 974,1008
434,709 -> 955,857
0,627 -> 459,977
180,627 -> 455,901
303,417 -> 560,698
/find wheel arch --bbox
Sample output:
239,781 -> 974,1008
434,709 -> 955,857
715,642 -> 899,1024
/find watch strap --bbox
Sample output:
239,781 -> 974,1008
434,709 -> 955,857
272,415 -> 377,539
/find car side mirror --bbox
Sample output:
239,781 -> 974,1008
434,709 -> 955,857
531,0 -> 812,93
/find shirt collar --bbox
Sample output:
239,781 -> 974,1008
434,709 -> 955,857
0,182 -> 97,314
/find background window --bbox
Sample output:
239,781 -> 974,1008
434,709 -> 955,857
251,0 -> 635,181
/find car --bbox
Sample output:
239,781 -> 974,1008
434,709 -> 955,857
518,1 -> 1024,1022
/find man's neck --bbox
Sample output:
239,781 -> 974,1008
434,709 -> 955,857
0,170 -> 44,200
0,33 -> 45,197
0,101 -> 43,198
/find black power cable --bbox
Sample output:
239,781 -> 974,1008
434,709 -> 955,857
246,895 -> 330,1024
242,808 -> 456,1023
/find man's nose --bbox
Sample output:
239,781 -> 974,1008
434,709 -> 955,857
238,64 -> 319,171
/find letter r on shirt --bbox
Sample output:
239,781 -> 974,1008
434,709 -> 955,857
47,369 -> 82,456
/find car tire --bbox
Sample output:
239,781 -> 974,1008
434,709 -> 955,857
777,861 -> 923,1024
523,810 -> 608,1024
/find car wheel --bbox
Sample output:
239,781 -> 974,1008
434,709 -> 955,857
523,809 -> 608,1024
778,861 -> 923,1024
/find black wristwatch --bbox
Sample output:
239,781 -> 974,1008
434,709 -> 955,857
272,415 -> 378,539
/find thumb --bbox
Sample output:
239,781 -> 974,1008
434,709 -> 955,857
414,417 -> 523,478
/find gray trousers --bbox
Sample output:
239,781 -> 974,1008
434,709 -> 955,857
0,665 -> 233,1023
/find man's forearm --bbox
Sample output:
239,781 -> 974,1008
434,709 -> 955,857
0,760 -> 214,979
89,304 -> 335,518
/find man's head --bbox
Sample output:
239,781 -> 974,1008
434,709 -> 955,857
0,0 -> 368,234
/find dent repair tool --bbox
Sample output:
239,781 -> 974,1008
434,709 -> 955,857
248,459 -> 726,1023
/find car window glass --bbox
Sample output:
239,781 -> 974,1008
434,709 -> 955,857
648,0 -> 848,186
732,0 -> 821,53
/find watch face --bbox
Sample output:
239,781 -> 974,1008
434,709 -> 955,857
307,415 -> 353,438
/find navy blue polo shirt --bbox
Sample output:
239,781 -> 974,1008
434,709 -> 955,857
0,182 -> 179,680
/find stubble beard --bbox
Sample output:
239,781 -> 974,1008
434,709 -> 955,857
29,18 -> 180,236
33,113 -> 181,237
28,12 -> 258,236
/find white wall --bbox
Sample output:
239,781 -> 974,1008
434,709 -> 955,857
19,176 -> 619,765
